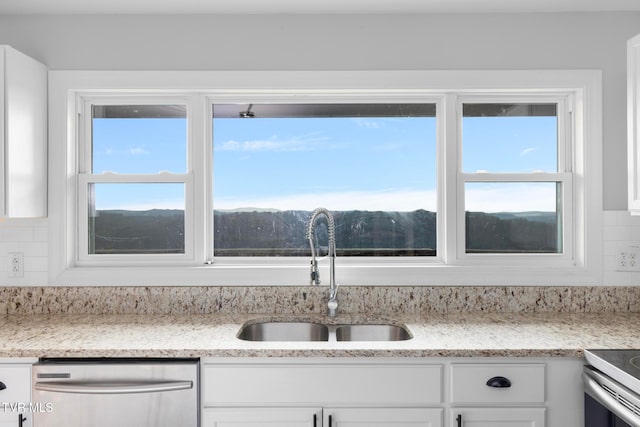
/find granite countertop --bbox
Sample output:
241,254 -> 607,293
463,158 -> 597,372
1,311 -> 639,359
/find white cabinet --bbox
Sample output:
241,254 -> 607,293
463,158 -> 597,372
0,46 -> 47,218
629,33 -> 640,214
202,359 -> 443,427
202,407 -> 320,427
324,408 -> 442,427
449,408 -> 545,427
202,361 -> 442,407
0,363 -> 32,427
202,357 -> 582,427
450,363 -> 545,405
203,407 -> 442,427
450,363 -> 546,427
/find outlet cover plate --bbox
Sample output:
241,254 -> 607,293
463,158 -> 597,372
616,246 -> 640,272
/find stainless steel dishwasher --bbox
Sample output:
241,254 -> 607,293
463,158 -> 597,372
32,358 -> 199,427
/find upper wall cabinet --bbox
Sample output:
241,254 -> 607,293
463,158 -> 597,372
0,46 -> 47,218
629,34 -> 640,214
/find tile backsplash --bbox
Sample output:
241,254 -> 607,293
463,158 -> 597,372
0,217 -> 48,285
603,211 -> 640,284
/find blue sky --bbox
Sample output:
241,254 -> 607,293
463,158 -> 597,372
92,117 -> 187,211
213,117 -> 436,212
91,111 -> 558,213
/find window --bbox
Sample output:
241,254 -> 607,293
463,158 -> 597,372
49,71 -> 602,285
78,101 -> 193,262
459,101 -> 569,257
212,103 -> 437,257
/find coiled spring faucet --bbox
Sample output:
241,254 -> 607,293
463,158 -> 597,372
306,207 -> 338,317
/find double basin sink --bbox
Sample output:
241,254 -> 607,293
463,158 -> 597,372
237,321 -> 412,342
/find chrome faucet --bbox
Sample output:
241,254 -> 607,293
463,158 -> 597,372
306,207 -> 338,317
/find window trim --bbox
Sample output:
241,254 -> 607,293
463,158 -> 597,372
48,70 -> 603,286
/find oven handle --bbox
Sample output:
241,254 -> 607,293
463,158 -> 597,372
583,371 -> 640,427
34,380 -> 192,395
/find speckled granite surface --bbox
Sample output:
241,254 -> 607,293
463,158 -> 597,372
0,286 -> 638,358
1,285 -> 639,315
1,311 -> 638,358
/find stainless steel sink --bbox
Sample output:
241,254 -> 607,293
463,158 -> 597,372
237,321 -> 412,342
237,321 -> 329,342
335,324 -> 412,342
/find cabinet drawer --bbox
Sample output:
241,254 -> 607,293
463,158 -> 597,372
203,362 -> 442,406
450,364 -> 545,404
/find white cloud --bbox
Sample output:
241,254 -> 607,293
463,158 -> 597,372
128,147 -> 149,155
520,147 -> 536,156
465,183 -> 556,213
216,134 -> 328,152
354,118 -> 382,129
97,199 -> 184,211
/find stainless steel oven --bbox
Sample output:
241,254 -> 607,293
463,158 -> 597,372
584,350 -> 640,427
32,358 -> 199,427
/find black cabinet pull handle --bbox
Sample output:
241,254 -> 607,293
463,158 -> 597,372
0,381 -> 6,391
329,414 -> 333,427
313,413 -> 317,427
18,414 -> 26,427
456,414 -> 462,427
486,376 -> 512,388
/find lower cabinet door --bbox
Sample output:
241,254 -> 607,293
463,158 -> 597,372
324,408 -> 443,427
451,408 -> 545,427
0,413 -> 30,427
0,365 -> 32,427
202,407 -> 321,427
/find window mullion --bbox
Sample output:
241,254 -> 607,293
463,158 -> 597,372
189,95 -> 207,264
437,95 -> 451,264
444,94 -> 461,264
205,100 -> 214,264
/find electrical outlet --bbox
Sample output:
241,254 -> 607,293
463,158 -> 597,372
616,246 -> 640,272
8,252 -> 23,278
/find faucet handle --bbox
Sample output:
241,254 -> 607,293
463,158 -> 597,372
327,298 -> 338,317
310,259 -> 320,285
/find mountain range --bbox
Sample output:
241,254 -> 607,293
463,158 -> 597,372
91,209 -> 558,255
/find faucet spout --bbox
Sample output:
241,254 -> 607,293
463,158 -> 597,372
306,207 -> 338,317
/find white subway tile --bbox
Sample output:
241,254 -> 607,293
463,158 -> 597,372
25,256 -> 48,272
604,225 -> 635,242
1,227 -> 34,242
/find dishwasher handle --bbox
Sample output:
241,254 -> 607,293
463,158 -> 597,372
35,380 -> 192,395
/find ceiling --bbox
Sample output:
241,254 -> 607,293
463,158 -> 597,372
1,0 -> 640,14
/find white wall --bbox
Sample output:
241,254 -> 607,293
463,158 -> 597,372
0,12 -> 638,285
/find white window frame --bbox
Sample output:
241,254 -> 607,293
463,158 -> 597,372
48,70 -> 602,286
77,96 -> 199,265
452,94 -> 574,266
